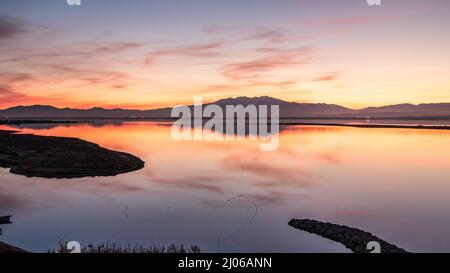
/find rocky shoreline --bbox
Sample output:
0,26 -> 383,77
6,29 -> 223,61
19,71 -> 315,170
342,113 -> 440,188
289,219 -> 408,253
0,130 -> 145,179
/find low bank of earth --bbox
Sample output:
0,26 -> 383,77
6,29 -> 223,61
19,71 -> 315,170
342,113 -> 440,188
0,130 -> 145,179
0,241 -> 28,253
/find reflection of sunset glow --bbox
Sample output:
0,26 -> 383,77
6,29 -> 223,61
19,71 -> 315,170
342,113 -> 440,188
1,122 -> 450,252
3,122 -> 449,188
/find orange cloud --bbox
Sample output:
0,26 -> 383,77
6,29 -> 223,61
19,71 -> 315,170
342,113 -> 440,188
313,72 -> 341,82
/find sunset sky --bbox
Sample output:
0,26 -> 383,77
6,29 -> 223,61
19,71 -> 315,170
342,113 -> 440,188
1,0 -> 449,109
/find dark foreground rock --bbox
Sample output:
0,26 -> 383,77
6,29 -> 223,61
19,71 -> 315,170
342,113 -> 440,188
289,219 -> 408,253
0,241 -> 28,253
0,130 -> 145,178
0,215 -> 12,225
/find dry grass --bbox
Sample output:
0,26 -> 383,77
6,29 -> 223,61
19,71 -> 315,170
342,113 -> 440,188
49,241 -> 201,253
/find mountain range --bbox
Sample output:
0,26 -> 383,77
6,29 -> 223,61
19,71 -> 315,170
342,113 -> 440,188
0,96 -> 449,119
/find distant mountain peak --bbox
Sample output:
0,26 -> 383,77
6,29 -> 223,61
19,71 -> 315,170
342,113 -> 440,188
7,105 -> 59,110
0,97 -> 449,118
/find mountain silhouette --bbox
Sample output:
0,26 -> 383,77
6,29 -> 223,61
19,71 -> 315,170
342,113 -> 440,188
0,96 -> 449,118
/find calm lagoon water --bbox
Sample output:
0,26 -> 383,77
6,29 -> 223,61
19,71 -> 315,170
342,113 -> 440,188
1,121 -> 450,253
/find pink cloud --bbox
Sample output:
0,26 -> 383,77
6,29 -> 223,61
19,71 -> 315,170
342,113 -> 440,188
0,89 -> 66,108
243,29 -> 313,44
145,41 -> 224,64
317,15 -> 382,26
203,26 -> 313,44
220,47 -> 314,81
313,71 -> 341,82
146,169 -> 226,194
95,42 -> 142,53
222,153 -> 312,187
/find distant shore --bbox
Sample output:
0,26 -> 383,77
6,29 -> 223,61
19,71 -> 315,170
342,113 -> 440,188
279,122 -> 450,130
0,130 -> 145,179
1,118 -> 450,130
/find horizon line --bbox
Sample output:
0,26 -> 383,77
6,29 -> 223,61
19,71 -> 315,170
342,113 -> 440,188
1,96 -> 450,112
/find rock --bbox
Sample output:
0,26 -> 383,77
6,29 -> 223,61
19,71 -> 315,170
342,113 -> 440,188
288,219 -> 409,253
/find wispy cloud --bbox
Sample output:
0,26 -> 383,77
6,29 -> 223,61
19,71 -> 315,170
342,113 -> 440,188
220,47 -> 314,82
0,87 -> 28,103
202,190 -> 297,208
0,38 -> 145,95
243,29 -> 313,44
147,170 -> 226,194
222,153 -> 311,187
316,15 -> 382,26
0,72 -> 35,105
0,72 -> 33,84
0,16 -> 27,40
313,71 -> 341,82
95,42 -> 142,53
203,25 -> 312,44
145,41 -> 224,65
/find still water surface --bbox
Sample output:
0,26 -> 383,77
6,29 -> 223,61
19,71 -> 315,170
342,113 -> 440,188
1,121 -> 450,252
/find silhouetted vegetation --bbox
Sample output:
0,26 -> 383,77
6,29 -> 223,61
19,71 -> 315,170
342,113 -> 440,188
50,241 -> 202,253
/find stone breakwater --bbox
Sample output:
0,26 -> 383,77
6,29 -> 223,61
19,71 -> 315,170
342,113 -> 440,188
289,219 -> 408,253
0,130 -> 145,179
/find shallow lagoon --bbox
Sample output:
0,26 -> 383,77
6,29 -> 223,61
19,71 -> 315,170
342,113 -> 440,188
1,121 -> 450,253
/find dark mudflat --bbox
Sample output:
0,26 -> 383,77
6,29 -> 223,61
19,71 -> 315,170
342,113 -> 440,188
0,215 -> 12,225
0,119 -> 86,125
0,130 -> 145,179
289,219 -> 408,253
0,241 -> 28,253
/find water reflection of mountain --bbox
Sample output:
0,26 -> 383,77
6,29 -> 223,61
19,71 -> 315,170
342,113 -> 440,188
5,117 -> 450,134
